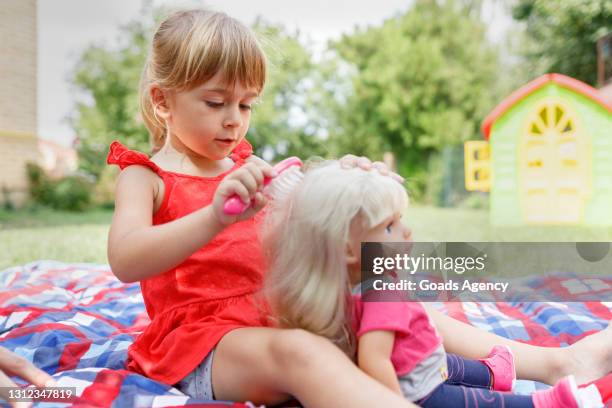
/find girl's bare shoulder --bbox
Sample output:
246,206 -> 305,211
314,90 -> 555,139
116,164 -> 160,187
115,165 -> 164,211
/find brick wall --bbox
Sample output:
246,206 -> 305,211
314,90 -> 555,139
0,0 -> 38,206
0,134 -> 40,205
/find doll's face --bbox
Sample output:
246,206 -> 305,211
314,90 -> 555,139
346,212 -> 412,284
360,213 -> 411,244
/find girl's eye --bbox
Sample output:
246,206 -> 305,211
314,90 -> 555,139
385,222 -> 393,234
205,101 -> 224,108
240,104 -> 252,111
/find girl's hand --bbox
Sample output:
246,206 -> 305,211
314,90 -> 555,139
212,161 -> 276,226
339,154 -> 404,183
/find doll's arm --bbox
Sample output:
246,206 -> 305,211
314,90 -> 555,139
358,330 -> 403,395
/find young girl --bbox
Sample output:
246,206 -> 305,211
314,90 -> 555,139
106,8 -> 415,408
107,7 -> 610,407
263,161 -> 612,408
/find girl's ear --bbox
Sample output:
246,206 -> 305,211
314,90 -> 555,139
150,84 -> 171,122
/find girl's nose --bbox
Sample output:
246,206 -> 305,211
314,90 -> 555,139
223,107 -> 243,128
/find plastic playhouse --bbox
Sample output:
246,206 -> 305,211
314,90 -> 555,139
465,73 -> 612,226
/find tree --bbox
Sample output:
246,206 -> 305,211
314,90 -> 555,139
328,0 -> 499,196
512,0 -> 612,86
248,20 -> 327,161
70,5 -> 154,179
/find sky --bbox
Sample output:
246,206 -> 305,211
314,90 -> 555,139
37,0 -> 513,147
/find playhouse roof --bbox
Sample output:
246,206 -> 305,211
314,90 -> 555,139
481,73 -> 612,139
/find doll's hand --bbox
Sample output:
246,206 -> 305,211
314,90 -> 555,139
212,161 -> 276,226
339,154 -> 404,183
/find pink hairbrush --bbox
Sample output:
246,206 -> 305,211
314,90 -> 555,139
223,156 -> 303,215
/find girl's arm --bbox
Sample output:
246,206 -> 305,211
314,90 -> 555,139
108,162 -> 272,283
357,330 -> 403,395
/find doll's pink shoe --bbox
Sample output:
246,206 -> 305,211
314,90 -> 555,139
533,376 -> 580,408
480,344 -> 516,391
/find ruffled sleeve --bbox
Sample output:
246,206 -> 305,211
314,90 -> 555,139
107,141 -> 162,174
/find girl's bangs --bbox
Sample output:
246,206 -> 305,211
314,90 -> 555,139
183,20 -> 266,92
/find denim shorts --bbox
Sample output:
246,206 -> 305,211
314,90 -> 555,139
175,348 -> 215,400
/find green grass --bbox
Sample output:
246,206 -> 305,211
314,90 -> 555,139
0,207 -> 113,270
0,206 -> 113,229
2,205 -> 612,271
407,206 -> 612,278
408,205 -> 612,242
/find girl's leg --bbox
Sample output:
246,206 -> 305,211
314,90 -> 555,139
446,353 -> 491,389
424,305 -> 612,385
418,384 -> 534,408
211,327 -> 417,408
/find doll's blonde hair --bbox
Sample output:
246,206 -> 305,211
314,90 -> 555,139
262,162 -> 409,357
140,9 -> 267,151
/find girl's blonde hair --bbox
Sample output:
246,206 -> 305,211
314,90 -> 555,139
140,9 -> 267,151
262,162 -> 409,357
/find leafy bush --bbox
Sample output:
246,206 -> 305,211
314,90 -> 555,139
2,185 -> 14,211
93,166 -> 118,209
26,162 -> 94,212
26,162 -> 55,204
50,176 -> 93,211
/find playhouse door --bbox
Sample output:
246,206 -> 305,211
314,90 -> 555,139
519,99 -> 590,224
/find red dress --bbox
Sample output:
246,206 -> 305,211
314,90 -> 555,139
107,140 -> 268,385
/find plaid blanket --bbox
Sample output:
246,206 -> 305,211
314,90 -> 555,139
1,261 -> 611,407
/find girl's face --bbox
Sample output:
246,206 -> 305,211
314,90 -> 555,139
164,71 -> 259,161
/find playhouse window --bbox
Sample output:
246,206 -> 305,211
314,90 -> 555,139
475,168 -> 490,181
539,107 -> 549,126
555,106 -> 563,125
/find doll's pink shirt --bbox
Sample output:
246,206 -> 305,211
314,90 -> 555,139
353,293 -> 443,376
